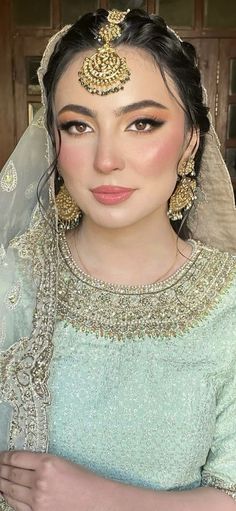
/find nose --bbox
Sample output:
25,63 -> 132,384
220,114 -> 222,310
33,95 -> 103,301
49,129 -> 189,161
94,134 -> 125,174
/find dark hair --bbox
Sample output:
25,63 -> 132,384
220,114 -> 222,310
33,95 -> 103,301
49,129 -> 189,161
42,8 -> 210,237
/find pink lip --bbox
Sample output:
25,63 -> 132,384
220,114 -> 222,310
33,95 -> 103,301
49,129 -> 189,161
91,186 -> 135,205
91,186 -> 134,193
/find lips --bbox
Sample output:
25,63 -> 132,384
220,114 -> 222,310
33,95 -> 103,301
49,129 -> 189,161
91,185 -> 135,205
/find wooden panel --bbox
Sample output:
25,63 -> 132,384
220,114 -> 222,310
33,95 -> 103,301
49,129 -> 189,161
216,40 -> 236,190
204,0 -> 236,29
100,0 -> 108,8
183,38 -> 218,125
158,0 -> 195,28
13,35 -> 49,141
194,0 -> 204,30
13,35 -> 27,141
198,39 -> 218,125
147,0 -> 156,12
217,40 -> 236,149
0,0 -> 15,168
12,0 -> 51,27
52,0 -> 61,29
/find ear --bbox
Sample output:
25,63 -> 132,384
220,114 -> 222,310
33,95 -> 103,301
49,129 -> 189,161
180,127 -> 200,164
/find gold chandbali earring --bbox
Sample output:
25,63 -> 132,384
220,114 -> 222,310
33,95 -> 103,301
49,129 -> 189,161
55,181 -> 82,230
78,9 -> 131,95
167,157 -> 197,221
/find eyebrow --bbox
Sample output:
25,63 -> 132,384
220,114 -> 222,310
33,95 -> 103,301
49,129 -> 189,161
115,100 -> 168,116
57,100 -> 168,119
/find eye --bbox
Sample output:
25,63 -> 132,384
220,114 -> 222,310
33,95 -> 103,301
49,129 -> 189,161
127,118 -> 165,133
58,120 -> 93,135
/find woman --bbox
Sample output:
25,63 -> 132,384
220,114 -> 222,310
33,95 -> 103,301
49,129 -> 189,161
0,7 -> 236,511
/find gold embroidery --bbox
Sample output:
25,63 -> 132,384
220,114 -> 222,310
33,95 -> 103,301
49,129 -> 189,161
0,213 -> 57,452
31,114 -> 45,129
0,161 -> 17,192
25,182 -> 37,199
0,317 -> 6,348
0,496 -> 14,510
0,244 -> 7,265
57,233 -> 236,340
5,282 -> 21,310
0,213 -> 236,457
202,473 -> 236,501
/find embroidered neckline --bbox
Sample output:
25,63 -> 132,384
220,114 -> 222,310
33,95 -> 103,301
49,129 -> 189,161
57,232 -> 236,340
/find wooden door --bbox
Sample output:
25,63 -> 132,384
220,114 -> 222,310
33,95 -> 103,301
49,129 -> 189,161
13,35 -> 49,141
0,0 -> 14,169
217,39 -> 236,188
186,38 -> 219,125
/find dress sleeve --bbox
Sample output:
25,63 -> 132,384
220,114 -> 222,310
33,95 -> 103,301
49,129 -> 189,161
201,361 -> 236,501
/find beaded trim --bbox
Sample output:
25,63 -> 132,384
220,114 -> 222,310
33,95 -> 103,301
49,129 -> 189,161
0,498 -> 14,510
202,473 -> 236,501
0,214 -> 57,453
0,161 -> 17,193
57,231 -> 236,340
4,282 -> 21,310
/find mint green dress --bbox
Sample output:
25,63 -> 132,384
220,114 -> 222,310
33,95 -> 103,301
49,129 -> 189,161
1,229 -> 236,505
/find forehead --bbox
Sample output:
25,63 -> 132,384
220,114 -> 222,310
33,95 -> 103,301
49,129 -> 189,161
54,46 -> 183,114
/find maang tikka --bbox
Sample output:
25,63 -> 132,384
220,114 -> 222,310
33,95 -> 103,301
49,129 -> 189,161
168,157 -> 197,221
78,9 -> 131,95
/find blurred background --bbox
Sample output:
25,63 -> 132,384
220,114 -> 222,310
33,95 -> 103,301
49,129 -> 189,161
0,0 -> 236,197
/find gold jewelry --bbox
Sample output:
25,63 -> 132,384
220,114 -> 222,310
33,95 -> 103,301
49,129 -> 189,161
55,184 -> 81,230
78,9 -> 131,95
168,157 -> 197,221
177,157 -> 195,177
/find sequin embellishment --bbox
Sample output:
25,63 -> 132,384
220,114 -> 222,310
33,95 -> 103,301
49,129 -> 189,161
202,473 -> 236,501
25,182 -> 37,199
58,233 -> 236,340
0,212 -> 57,453
0,243 -> 7,265
0,161 -> 17,192
0,497 -> 14,511
5,282 -> 21,310
32,114 -> 45,129
0,318 -> 6,349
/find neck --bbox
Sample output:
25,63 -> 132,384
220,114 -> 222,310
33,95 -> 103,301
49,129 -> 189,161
67,210 -> 191,285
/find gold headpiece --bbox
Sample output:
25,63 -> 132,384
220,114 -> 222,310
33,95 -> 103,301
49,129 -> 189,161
78,9 -> 131,95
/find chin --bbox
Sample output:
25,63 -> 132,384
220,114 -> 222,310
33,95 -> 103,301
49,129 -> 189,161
87,209 -> 142,230
94,218 -> 136,230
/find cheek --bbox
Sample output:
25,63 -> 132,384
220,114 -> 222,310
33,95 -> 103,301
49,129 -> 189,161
58,141 -> 88,177
132,130 -> 184,177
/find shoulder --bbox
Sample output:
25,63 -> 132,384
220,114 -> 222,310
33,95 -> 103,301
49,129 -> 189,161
190,239 -> 236,326
192,240 -> 236,286
174,240 -> 236,341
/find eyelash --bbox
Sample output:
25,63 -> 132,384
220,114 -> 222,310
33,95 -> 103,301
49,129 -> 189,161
57,117 -> 165,136
58,121 -> 91,136
128,117 -> 165,133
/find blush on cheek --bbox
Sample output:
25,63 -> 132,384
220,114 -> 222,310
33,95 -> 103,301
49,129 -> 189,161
58,143 -> 86,176
136,135 -> 183,177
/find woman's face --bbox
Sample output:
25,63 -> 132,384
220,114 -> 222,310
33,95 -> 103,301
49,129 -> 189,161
54,47 -> 198,229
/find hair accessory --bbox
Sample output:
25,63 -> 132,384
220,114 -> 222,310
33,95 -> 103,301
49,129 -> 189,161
55,183 -> 82,230
78,9 -> 130,95
168,157 -> 197,221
